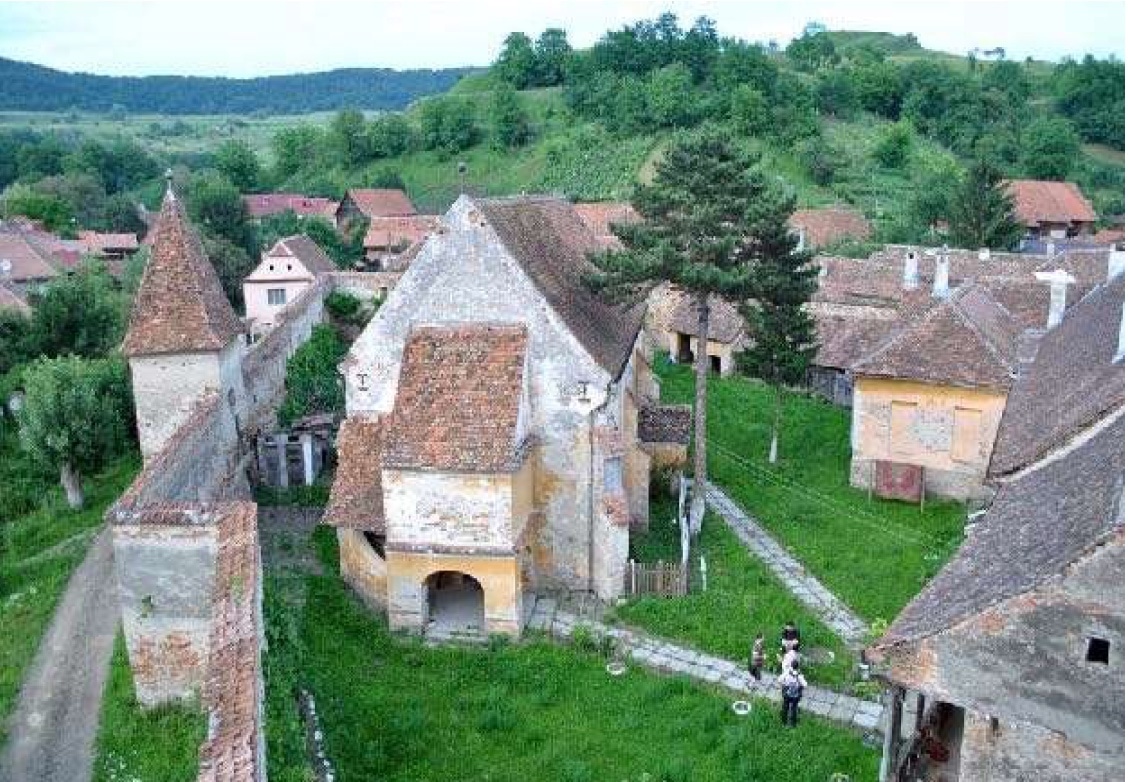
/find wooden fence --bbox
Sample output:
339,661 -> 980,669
624,559 -> 689,597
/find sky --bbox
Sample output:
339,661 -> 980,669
0,0 -> 1123,78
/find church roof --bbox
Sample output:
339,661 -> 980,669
122,187 -> 243,357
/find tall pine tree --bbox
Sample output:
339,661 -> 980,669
589,130 -> 761,533
947,158 -> 1023,250
735,187 -> 818,464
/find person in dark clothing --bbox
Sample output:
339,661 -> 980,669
781,621 -> 801,653
778,658 -> 807,727
749,632 -> 765,681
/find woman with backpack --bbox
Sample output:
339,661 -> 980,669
778,658 -> 807,727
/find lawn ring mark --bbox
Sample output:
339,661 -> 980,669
606,661 -> 627,677
731,700 -> 751,716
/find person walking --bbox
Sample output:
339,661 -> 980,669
781,620 -> 801,653
749,632 -> 765,681
778,659 -> 807,727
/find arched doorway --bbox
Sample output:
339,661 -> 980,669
424,571 -> 485,633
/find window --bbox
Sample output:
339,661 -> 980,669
1086,637 -> 1110,664
890,401 -> 917,456
267,288 -> 287,306
951,407 -> 983,463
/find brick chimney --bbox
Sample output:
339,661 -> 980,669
931,248 -> 950,299
902,249 -> 919,290
1034,269 -> 1077,329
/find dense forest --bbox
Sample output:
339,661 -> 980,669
0,57 -> 476,113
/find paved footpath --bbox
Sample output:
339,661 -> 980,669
528,598 -> 884,734
0,528 -> 119,782
705,481 -> 869,647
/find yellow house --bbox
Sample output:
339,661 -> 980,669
849,285 -> 1023,502
664,293 -> 747,375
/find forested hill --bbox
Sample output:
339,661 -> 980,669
0,57 -> 478,113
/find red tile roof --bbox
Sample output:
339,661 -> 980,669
667,292 -> 745,343
250,234 -> 337,278
0,226 -> 61,282
789,208 -> 872,249
323,416 -> 386,531
573,202 -> 640,248
384,324 -> 528,473
363,215 -> 438,250
197,501 -> 263,782
76,230 -> 139,253
241,193 -> 338,220
1006,180 -> 1097,227
122,188 -> 243,357
342,188 -> 417,219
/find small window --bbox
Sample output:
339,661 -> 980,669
267,288 -> 287,306
1086,637 -> 1110,664
286,264 -> 292,271
951,407 -> 983,462
268,264 -> 275,271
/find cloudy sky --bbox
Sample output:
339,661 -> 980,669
0,0 -> 1123,77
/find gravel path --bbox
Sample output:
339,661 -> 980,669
0,528 -> 119,782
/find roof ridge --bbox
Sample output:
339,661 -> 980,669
950,285 -> 1017,375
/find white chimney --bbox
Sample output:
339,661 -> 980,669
1034,269 -> 1077,329
903,250 -> 919,290
978,247 -> 991,261
1108,243 -> 1125,281
932,249 -> 950,299
1046,241 -> 1055,258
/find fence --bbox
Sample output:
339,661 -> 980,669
624,559 -> 689,597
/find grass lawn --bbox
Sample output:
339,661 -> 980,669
0,430 -> 139,742
655,359 -> 966,624
610,492 -> 856,690
264,528 -> 879,782
91,633 -> 206,782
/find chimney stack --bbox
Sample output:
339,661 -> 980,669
1046,240 -> 1055,258
1108,243 -> 1125,282
1034,269 -> 1077,329
903,249 -> 919,290
977,247 -> 991,261
932,247 -> 950,299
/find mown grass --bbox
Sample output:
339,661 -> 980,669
91,633 -> 206,782
263,529 -> 879,782
655,358 -> 966,624
610,491 -> 856,689
0,433 -> 139,742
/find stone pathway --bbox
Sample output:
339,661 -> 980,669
0,528 -> 119,782
705,482 -> 869,647
527,597 -> 884,735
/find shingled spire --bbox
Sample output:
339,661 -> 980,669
122,184 -> 243,357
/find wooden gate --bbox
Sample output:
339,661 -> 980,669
624,559 -> 688,597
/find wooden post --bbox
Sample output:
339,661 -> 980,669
300,432 -> 315,486
275,433 -> 289,488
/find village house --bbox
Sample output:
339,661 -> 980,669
866,271 -> 1124,782
662,294 -> 747,375
1006,179 -> 1097,239
75,230 -> 140,260
335,187 -> 417,233
362,214 -> 438,270
242,192 -> 339,224
789,206 -> 873,251
121,186 -> 247,460
323,194 -> 681,637
572,201 -> 641,247
243,234 -> 336,334
0,222 -> 62,294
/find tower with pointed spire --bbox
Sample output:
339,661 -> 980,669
122,181 -> 246,460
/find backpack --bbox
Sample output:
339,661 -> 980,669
782,677 -> 802,700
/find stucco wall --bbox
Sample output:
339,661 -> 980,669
385,550 -> 522,636
112,522 -> 218,706
342,196 -> 633,596
850,376 -> 1006,500
665,330 -> 737,374
338,528 -> 388,612
244,279 -> 314,332
882,536 -> 1124,778
326,271 -> 402,301
383,468 -> 521,551
131,352 -> 223,460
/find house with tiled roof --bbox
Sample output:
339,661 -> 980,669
1006,179 -> 1097,239
573,201 -> 640,248
866,272 -> 1124,782
325,194 -> 676,636
362,214 -> 438,270
122,183 -> 246,459
661,292 -> 747,375
0,223 -> 62,293
789,207 -> 872,250
241,192 -> 338,222
336,187 -> 417,232
243,234 -> 336,333
847,254 -> 1038,501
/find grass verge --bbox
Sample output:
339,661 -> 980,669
655,358 -> 966,624
92,633 -> 206,782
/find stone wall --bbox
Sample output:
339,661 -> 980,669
326,270 -> 401,300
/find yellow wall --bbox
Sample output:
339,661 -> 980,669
851,376 -> 1006,497
337,528 -> 388,611
665,331 -> 737,374
510,456 -> 534,540
386,550 -> 522,636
